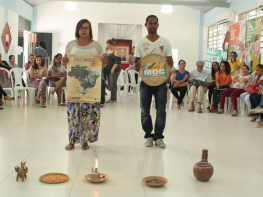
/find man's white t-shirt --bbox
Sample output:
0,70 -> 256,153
134,36 -> 172,58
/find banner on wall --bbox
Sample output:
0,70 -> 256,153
229,20 -> 246,65
205,47 -> 222,70
245,16 -> 263,71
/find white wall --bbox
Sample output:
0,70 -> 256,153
8,10 -> 19,60
35,1 -> 201,71
98,24 -> 142,51
0,5 -> 5,56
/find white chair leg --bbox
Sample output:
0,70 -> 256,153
169,92 -> 173,109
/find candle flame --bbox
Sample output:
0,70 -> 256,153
95,158 -> 98,169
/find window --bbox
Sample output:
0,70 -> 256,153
207,24 -> 223,50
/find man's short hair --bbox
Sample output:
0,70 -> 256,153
231,51 -> 237,56
146,15 -> 158,23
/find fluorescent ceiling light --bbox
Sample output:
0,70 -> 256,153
161,5 -> 173,14
65,2 -> 77,11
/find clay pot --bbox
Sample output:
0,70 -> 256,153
193,149 -> 214,182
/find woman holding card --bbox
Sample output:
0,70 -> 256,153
62,19 -> 107,150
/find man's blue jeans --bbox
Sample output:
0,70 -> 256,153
140,81 -> 167,140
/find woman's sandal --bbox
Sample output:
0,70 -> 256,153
0,100 -> 3,106
217,109 -> 224,114
60,103 -> 67,106
197,108 -> 202,113
35,98 -> 40,104
82,143 -> 89,150
250,115 -> 259,122
0,106 -> 3,110
188,106 -> 195,112
41,102 -> 46,108
4,95 -> 14,100
231,111 -> 239,117
65,143 -> 75,150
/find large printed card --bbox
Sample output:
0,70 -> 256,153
67,54 -> 101,103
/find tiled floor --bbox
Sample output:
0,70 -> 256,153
0,93 -> 263,197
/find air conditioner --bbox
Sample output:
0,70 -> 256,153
216,11 -> 235,25
258,0 -> 263,11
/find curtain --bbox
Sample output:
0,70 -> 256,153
103,24 -> 137,39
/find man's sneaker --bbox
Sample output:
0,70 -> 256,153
145,137 -> 154,147
249,107 -> 263,114
155,139 -> 166,148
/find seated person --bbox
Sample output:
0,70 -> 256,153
48,53 -> 66,106
188,60 -> 210,113
240,64 -> 263,120
24,54 -> 35,71
249,93 -> 263,128
29,55 -> 48,108
171,60 -> 189,109
0,53 -> 10,70
209,61 -> 232,113
207,61 -> 220,109
247,65 -> 263,122
218,65 -> 253,116
0,84 -> 13,110
8,55 -> 19,68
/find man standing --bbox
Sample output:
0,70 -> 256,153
134,15 -> 173,148
229,51 -> 241,76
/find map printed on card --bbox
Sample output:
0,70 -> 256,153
142,62 -> 167,78
67,54 -> 101,103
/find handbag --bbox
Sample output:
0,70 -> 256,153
246,85 -> 258,93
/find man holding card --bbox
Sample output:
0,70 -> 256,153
134,15 -> 173,149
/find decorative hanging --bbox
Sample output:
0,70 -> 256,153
1,23 -> 12,53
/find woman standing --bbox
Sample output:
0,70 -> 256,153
105,38 -> 121,103
209,61 -> 232,113
8,55 -> 19,68
62,19 -> 105,150
171,60 -> 189,109
24,54 -> 35,71
34,41 -> 48,66
29,55 -> 48,108
48,53 -> 66,106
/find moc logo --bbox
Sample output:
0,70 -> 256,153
143,62 -> 166,78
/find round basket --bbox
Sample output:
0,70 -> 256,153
39,173 -> 69,184
139,54 -> 171,86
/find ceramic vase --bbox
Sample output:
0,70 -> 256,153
193,149 -> 214,182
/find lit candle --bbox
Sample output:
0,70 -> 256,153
95,158 -> 98,173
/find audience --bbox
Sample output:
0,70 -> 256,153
240,64 -> 263,116
24,54 -> 35,71
228,51 -> 242,76
8,55 -> 19,68
34,41 -> 48,66
29,55 -> 48,108
0,84 -> 13,110
188,60 -> 210,113
209,61 -> 232,113
48,53 -> 66,106
0,53 -> 10,70
207,61 -> 220,109
171,60 -> 189,109
218,65 -> 253,116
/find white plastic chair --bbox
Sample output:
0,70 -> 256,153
117,69 -> 128,97
25,70 -> 38,106
0,68 -> 14,107
48,86 -> 67,105
10,68 -> 29,107
127,70 -> 140,99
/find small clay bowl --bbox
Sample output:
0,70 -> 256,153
85,173 -> 109,183
142,176 -> 168,187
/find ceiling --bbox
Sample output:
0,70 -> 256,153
23,0 -> 230,13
